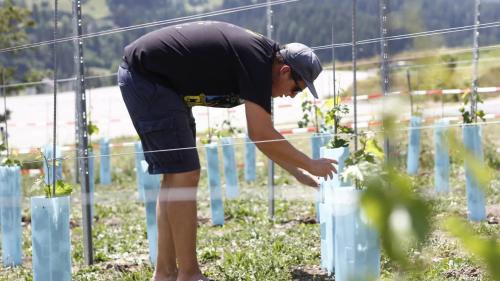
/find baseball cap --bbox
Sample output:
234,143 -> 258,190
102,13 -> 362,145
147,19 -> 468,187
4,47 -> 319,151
278,43 -> 323,98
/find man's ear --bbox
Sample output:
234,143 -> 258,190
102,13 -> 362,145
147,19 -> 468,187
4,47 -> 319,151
280,64 -> 291,75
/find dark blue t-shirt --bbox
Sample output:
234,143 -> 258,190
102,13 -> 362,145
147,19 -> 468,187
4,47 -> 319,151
123,21 -> 279,113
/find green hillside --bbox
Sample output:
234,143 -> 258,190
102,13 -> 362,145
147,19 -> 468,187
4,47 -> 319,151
21,0 -> 110,19
4,0 -> 500,90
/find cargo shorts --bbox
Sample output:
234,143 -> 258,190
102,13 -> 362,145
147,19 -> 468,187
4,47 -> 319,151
117,62 -> 200,174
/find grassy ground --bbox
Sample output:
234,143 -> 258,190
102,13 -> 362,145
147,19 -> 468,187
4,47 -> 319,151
0,123 -> 499,280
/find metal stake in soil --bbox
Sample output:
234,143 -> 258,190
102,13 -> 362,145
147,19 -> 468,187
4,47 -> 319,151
72,0 -> 93,265
2,71 -> 8,153
266,0 -> 275,218
52,0 -> 59,197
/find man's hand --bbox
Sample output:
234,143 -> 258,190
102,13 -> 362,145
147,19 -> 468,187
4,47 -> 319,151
292,168 -> 320,189
307,158 -> 338,180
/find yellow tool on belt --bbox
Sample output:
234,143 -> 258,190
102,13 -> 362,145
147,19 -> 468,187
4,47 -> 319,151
183,93 -> 244,108
183,94 -> 206,106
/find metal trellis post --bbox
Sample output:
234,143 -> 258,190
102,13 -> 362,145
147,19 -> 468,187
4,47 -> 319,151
2,71 -> 8,151
52,0 -> 59,197
471,0 -> 481,122
380,0 -> 391,161
406,69 -> 413,115
332,25 -> 336,100
72,0 -> 93,265
266,0 -> 275,218
352,0 -> 358,150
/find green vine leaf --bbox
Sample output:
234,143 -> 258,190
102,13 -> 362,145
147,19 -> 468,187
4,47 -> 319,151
0,142 -> 20,167
44,179 -> 73,198
460,88 -> 487,124
88,121 -> 99,136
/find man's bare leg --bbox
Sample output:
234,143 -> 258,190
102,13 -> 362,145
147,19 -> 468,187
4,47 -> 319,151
152,175 -> 179,281
155,169 -> 208,281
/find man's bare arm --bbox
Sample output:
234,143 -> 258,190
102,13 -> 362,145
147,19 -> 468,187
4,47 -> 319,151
244,100 -> 336,179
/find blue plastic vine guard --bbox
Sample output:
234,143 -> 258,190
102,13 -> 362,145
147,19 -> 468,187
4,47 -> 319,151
311,133 -> 332,160
135,141 -> 145,201
318,146 -> 350,274
462,125 -> 486,221
434,119 -> 450,193
221,137 -> 239,199
205,142 -> 224,226
0,166 -> 22,266
99,138 -> 112,185
43,145 -> 62,185
407,116 -> 422,175
244,135 -> 256,182
31,196 -> 71,281
333,187 -> 380,281
140,160 -> 161,265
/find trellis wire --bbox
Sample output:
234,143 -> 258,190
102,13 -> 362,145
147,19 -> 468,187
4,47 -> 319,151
3,54 -> 500,91
0,0 -> 299,54
7,43 -> 500,91
4,25 -> 500,90
312,20 -> 500,50
2,0 -> 498,172
17,118 -> 500,167
1,11 -> 498,55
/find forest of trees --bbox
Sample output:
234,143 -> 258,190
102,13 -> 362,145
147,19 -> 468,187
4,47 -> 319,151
1,0 -> 500,93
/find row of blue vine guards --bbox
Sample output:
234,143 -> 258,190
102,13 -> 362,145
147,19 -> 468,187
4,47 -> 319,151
43,145 -> 63,185
31,195 -> 72,281
462,124 -> 486,221
140,160 -> 161,265
409,118 -> 450,192
134,136 -> 256,227
432,120 -> 485,220
407,116 -> 422,175
135,137 -> 247,263
100,138 -> 112,185
0,166 -> 22,267
43,139 -> 112,187
205,136 -> 258,225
